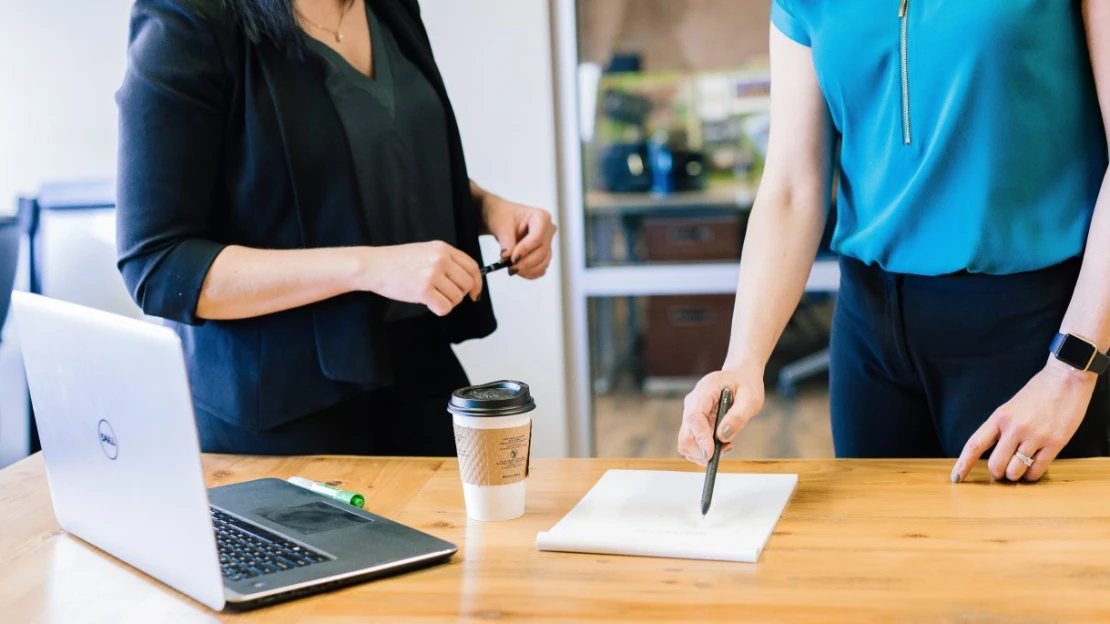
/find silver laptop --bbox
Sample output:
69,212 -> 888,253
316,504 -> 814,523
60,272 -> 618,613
10,292 -> 457,611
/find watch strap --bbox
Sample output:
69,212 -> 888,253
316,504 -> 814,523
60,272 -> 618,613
1091,350 -> 1110,375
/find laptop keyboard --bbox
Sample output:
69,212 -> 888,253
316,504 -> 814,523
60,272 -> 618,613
211,508 -> 329,582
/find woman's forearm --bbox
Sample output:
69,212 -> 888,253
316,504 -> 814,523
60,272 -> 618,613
470,180 -> 491,207
195,246 -> 363,320
723,190 -> 829,374
470,180 -> 500,234
720,28 -> 836,376
1059,169 -> 1110,353
1057,3 -> 1110,364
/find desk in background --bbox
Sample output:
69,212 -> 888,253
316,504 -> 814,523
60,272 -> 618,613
584,184 -> 758,394
584,183 -> 755,267
3,455 -> 1110,622
583,183 -> 837,398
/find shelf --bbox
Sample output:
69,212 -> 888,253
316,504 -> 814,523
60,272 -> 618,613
581,258 -> 840,297
585,183 -> 755,214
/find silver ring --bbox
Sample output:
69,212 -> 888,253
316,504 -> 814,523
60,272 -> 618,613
1014,451 -> 1034,467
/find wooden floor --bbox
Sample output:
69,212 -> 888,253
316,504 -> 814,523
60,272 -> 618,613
594,384 -> 834,459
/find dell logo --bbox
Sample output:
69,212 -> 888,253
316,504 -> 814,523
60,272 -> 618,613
97,419 -> 118,460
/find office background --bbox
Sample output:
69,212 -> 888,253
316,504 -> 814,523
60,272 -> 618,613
0,0 -> 835,468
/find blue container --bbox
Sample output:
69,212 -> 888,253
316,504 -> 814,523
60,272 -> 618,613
647,134 -> 674,195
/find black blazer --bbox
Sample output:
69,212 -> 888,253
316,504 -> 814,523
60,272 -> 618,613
115,0 -> 496,433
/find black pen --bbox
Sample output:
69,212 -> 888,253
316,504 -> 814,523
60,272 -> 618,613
700,387 -> 732,517
480,258 -> 513,275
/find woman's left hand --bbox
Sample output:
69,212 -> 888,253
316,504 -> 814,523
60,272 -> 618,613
480,195 -> 557,279
951,360 -> 1096,483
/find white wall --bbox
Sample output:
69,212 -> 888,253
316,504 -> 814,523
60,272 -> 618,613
0,0 -> 571,458
420,0 -> 570,457
0,0 -> 132,467
0,0 -> 132,216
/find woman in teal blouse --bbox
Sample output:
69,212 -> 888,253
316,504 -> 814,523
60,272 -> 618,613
677,1 -> 1110,482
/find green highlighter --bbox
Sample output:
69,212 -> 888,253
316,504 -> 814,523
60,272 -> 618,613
288,476 -> 365,508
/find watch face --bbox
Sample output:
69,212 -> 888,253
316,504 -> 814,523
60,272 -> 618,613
1057,334 -> 1096,368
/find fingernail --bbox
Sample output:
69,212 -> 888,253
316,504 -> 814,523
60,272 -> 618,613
500,248 -> 509,258
513,254 -> 521,264
509,268 -> 518,276
723,447 -> 734,456
720,424 -> 733,441
951,470 -> 961,483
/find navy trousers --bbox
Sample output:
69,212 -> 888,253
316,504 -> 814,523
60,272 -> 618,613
829,255 -> 1110,458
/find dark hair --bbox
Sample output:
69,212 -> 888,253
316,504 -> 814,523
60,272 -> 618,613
222,0 -> 298,47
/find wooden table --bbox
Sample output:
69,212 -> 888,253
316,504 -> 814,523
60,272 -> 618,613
4,455 -> 1110,623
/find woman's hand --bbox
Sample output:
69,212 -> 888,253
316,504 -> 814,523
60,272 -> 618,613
677,367 -> 766,466
479,194 -> 557,279
952,360 -> 1096,483
951,2 -> 1110,484
354,241 -> 483,317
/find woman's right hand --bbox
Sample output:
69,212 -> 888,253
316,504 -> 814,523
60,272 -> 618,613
677,367 -> 766,466
354,241 -> 484,317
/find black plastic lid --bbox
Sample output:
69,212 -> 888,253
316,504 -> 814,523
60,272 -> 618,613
448,380 -> 535,417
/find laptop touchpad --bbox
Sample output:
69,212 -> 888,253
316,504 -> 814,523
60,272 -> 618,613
256,502 -> 371,536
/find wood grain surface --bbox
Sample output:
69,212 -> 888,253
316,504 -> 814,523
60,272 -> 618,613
3,454 -> 1110,623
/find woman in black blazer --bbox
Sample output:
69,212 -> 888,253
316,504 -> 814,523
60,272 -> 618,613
115,0 -> 557,456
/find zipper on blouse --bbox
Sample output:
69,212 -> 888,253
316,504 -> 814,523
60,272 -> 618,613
898,0 -> 911,145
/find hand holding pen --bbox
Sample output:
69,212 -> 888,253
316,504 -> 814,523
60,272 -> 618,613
353,242 -> 518,319
476,191 -> 557,279
677,369 -> 766,467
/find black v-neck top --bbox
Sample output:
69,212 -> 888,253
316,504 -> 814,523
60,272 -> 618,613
118,0 -> 498,433
303,3 -> 456,321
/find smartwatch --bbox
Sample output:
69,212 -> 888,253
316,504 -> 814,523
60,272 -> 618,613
1049,333 -> 1110,375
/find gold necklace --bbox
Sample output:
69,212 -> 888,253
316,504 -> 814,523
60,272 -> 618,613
296,0 -> 356,43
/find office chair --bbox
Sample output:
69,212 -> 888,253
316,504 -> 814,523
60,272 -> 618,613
0,213 -> 21,463
0,201 -> 33,462
0,214 -> 20,339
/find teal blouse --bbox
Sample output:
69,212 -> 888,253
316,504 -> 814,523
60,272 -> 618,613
772,0 -> 1107,275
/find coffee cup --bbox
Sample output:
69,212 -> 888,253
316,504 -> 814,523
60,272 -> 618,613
448,381 -> 535,522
